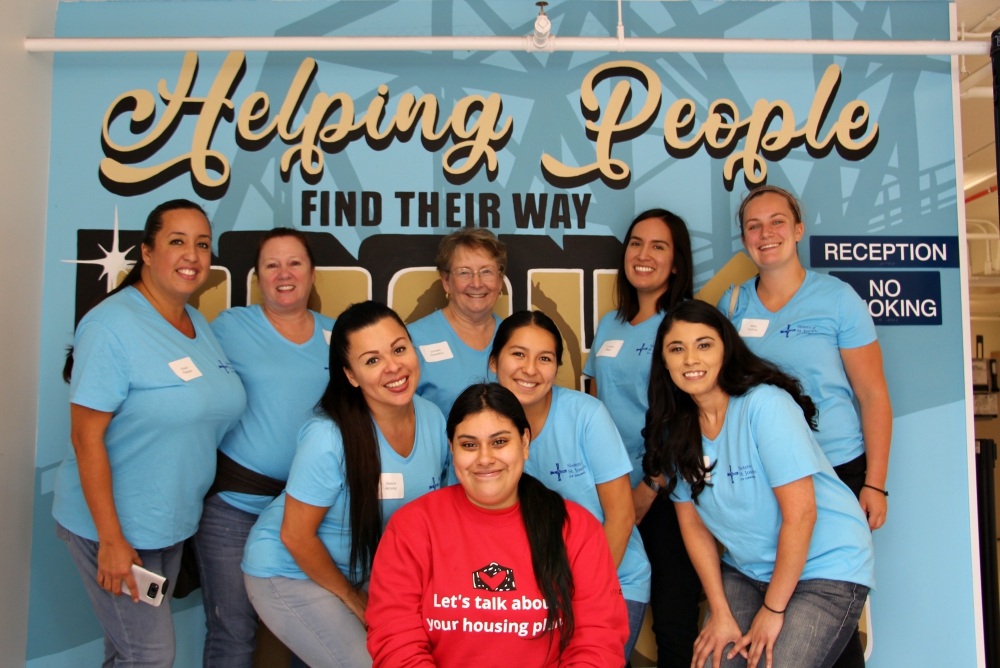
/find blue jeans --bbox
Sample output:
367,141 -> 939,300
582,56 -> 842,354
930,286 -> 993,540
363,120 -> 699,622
56,523 -> 183,668
245,573 -> 372,668
192,494 -> 261,668
709,565 -> 869,668
624,598 -> 647,665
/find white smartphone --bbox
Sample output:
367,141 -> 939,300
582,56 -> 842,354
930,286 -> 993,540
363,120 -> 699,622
121,564 -> 169,607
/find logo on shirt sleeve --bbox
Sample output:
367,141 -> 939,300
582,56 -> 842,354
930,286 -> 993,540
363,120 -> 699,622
472,562 -> 516,592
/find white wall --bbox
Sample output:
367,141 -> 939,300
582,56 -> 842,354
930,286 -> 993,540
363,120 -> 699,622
0,2 -> 56,666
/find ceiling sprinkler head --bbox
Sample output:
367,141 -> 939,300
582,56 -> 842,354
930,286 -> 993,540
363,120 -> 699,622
533,2 -> 551,49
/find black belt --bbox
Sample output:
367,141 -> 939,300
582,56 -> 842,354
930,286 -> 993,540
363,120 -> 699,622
206,450 -> 286,499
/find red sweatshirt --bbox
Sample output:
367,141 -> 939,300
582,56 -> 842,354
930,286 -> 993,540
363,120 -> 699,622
366,484 -> 628,668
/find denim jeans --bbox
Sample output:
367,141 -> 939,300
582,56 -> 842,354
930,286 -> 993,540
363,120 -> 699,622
709,565 -> 869,668
191,494 -> 261,668
624,598 -> 648,666
56,523 -> 183,668
244,573 -> 372,668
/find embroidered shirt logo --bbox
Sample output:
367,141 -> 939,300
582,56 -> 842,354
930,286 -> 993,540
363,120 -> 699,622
726,464 -> 757,483
217,360 -> 235,374
779,323 -> 819,338
472,562 -> 516,592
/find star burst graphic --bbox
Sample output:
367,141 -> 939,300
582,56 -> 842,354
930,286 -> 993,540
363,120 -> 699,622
62,207 -> 136,293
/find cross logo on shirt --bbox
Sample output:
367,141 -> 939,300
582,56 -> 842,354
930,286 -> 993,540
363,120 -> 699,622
217,360 -> 234,374
429,477 -> 440,491
779,325 -> 796,338
550,463 -> 568,482
727,466 -> 739,484
636,343 -> 652,355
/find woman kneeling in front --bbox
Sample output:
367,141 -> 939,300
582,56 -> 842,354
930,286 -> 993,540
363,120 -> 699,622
644,300 -> 874,668
241,301 -> 450,668
367,383 -> 630,667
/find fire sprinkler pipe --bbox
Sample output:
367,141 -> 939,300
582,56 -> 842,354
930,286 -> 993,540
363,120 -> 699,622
22,35 -> 992,55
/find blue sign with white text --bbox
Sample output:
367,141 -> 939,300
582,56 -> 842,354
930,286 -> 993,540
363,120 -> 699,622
811,236 -> 959,268
830,271 -> 942,325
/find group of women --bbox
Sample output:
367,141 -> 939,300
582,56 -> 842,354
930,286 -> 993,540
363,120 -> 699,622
53,184 -> 891,668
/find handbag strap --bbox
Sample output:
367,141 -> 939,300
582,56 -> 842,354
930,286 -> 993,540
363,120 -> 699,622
728,283 -> 740,320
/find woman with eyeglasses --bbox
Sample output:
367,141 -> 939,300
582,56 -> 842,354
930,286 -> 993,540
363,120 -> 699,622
408,229 -> 506,417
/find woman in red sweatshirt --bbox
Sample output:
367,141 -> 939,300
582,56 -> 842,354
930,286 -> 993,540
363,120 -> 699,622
367,383 -> 629,667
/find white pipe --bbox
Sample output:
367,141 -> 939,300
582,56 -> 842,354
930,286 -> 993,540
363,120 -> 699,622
963,86 -> 994,99
22,35 -> 993,55
964,172 -> 997,191
969,276 -> 1000,287
961,62 -> 993,92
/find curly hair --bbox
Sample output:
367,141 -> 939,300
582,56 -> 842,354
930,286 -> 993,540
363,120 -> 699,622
643,300 -> 816,501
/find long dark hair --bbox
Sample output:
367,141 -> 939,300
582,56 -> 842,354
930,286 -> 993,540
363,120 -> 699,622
643,300 -> 817,501
255,227 -> 316,275
616,209 -> 693,322
447,383 -> 575,655
489,310 -> 564,367
319,300 -> 409,584
62,199 -> 209,383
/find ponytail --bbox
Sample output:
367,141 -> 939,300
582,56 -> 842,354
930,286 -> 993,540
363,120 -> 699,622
518,473 -> 575,655
62,199 -> 208,383
320,301 -> 408,584
447,383 -> 576,655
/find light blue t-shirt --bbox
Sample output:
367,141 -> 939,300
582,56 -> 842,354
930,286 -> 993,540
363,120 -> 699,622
523,386 -> 652,604
242,395 -> 450,581
672,384 -> 875,589
718,271 -> 878,467
53,287 -> 247,549
408,309 -> 499,418
211,306 -> 335,515
583,310 -> 665,488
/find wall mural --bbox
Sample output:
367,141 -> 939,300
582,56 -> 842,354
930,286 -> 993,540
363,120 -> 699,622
29,2 -> 975,666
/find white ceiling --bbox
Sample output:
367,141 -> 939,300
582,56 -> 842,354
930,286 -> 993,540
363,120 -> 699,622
959,0 -> 1000,316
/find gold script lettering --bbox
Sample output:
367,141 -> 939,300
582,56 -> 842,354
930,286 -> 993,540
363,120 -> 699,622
541,60 -> 661,188
100,51 -> 245,197
661,64 -> 877,187
99,52 -> 513,195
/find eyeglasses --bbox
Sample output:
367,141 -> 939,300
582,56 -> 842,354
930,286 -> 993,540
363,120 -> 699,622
448,267 -> 499,282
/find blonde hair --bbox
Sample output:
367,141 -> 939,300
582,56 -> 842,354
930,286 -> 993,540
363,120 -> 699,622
435,228 -> 507,275
737,185 -> 804,235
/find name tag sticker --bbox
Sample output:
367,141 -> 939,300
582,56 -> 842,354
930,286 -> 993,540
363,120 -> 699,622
596,340 -> 625,358
168,357 -> 203,382
704,455 -> 712,482
378,472 -> 404,500
419,341 -> 454,363
739,318 -> 770,338
323,329 -> 332,345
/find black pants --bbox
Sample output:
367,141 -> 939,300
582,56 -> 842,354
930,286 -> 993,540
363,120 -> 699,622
830,453 -> 868,668
637,493 -> 702,668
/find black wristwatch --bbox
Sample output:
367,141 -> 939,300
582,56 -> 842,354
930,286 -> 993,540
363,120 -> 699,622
643,475 -> 663,494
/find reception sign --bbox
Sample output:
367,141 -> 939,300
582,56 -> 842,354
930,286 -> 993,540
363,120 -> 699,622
29,2 -> 978,666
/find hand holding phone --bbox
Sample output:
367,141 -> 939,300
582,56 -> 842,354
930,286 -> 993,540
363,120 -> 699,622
97,538 -> 142,602
121,565 -> 169,607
